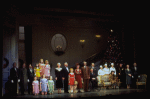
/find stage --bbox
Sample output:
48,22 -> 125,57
3,89 -> 147,98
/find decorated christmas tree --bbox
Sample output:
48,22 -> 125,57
102,29 -> 123,67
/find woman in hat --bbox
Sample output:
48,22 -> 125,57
103,63 -> 110,75
109,63 -> 116,75
98,65 -> 104,85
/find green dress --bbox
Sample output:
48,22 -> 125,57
48,80 -> 54,93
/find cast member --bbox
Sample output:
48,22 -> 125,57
98,65 -> 104,76
74,63 -> 82,92
48,76 -> 54,95
10,62 -> 19,96
27,64 -> 34,94
90,63 -> 98,76
109,71 -> 117,89
62,62 -> 69,93
109,63 -> 116,75
18,63 -> 29,95
55,63 -> 63,94
44,60 -> 50,79
125,64 -> 132,89
40,74 -> 48,95
32,77 -> 39,95
81,61 -> 90,92
90,68 -> 98,91
97,65 -> 104,85
132,62 -> 138,88
117,63 -> 125,88
39,59 -> 45,77
34,63 -> 41,80
68,68 -> 75,93
103,63 -> 110,75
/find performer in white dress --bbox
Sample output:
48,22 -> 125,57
103,63 -> 110,75
97,65 -> 104,85
109,63 -> 116,75
98,65 -> 104,76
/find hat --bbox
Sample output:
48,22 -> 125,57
100,65 -> 103,68
111,63 -> 114,65
104,63 -> 107,66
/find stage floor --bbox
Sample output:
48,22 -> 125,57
3,89 -> 147,98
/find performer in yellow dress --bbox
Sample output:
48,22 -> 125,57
39,59 -> 45,77
34,63 -> 41,80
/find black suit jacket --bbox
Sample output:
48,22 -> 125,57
90,66 -> 98,77
62,67 -> 69,79
10,68 -> 19,81
90,72 -> 97,81
132,66 -> 138,77
27,68 -> 34,81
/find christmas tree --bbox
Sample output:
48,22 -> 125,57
102,29 -> 123,67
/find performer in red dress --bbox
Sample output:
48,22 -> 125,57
75,63 -> 82,92
68,68 -> 75,93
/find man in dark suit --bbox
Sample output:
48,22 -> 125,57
117,63 -> 125,88
10,62 -> 19,96
62,62 -> 69,93
81,61 -> 90,92
27,64 -> 34,94
90,68 -> 98,91
132,62 -> 138,88
90,63 -> 98,78
18,63 -> 29,95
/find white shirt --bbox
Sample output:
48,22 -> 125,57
98,69 -> 104,76
66,67 -> 69,72
134,67 -> 137,71
103,68 -> 110,74
109,67 -> 116,75
14,68 -> 16,71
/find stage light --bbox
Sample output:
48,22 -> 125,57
110,29 -> 113,32
95,35 -> 101,38
80,40 -> 85,43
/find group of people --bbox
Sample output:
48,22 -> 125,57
8,58 -> 138,96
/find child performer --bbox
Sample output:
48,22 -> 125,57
48,76 -> 54,95
34,63 -> 41,80
40,74 -> 48,95
32,77 -> 39,95
44,60 -> 50,79
68,68 -> 75,93
39,59 -> 45,77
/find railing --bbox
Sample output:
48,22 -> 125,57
79,49 -> 106,67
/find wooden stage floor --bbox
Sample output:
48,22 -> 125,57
3,89 -> 147,98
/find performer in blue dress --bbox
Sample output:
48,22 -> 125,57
40,74 -> 48,95
125,64 -> 132,89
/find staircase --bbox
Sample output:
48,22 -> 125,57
78,49 -> 106,68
